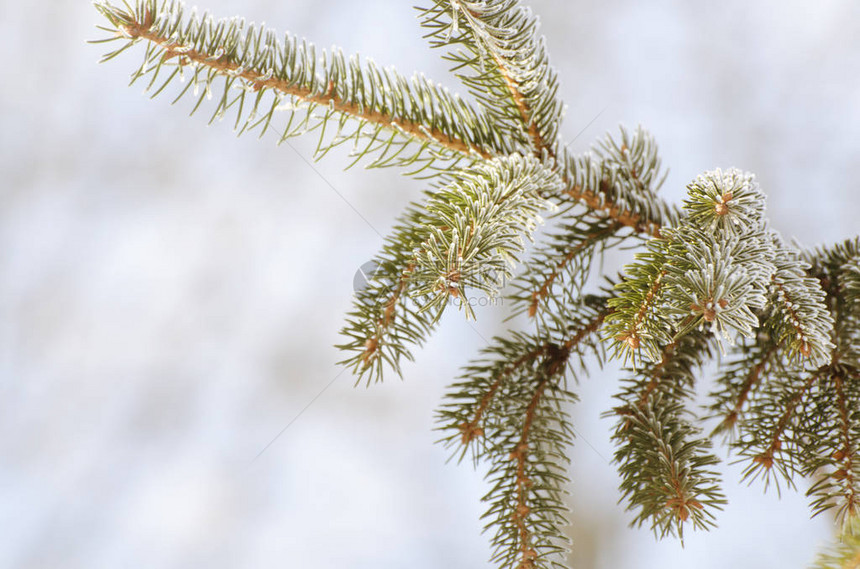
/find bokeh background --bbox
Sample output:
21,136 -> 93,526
2,1 -> 859,568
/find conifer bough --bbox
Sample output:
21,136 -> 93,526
93,1 -> 860,567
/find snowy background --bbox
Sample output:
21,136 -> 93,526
1,1 -> 859,568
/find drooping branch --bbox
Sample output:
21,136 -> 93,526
457,303 -> 610,447
743,374 -> 819,478
458,343 -> 547,446
609,331 -> 725,538
508,372 -> 552,568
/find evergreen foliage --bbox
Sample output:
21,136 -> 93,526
93,1 -> 860,566
813,515 -> 860,569
339,155 -> 558,383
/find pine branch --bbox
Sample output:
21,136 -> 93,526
437,297 -> 608,569
767,237 -> 836,366
93,1 -> 860,565
94,0 -> 512,175
609,332 -> 726,539
338,155 -> 557,383
707,335 -> 779,436
804,367 -> 860,526
418,0 -> 564,158
510,128 -> 678,324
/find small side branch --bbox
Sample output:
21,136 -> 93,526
509,374 -> 552,568
753,374 -> 819,471
832,371 -> 859,519
527,223 -> 622,317
458,344 -> 547,445
460,307 -> 609,445
716,344 -> 777,433
360,262 -> 416,368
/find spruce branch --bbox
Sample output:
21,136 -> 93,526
95,1 -> 675,234
513,217 -> 624,320
510,128 -> 677,324
844,258 -> 860,302
605,168 -> 834,367
606,167 -> 837,537
338,155 -> 557,383
93,0 -> 512,175
707,334 -> 779,436
552,126 -> 679,241
809,239 -> 860,368
609,332 -> 726,539
92,1 -> 860,566
724,236 -> 858,516
419,0 -> 676,237
804,367 -> 860,527
767,238 -> 836,366
593,126 -> 669,197
409,157 -> 557,317
440,296 -> 609,456
418,0 -> 564,159
603,232 -> 677,363
437,297 -> 608,569
561,150 -> 670,239
736,369 -> 819,491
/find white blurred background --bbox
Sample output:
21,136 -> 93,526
1,1 -> 858,568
